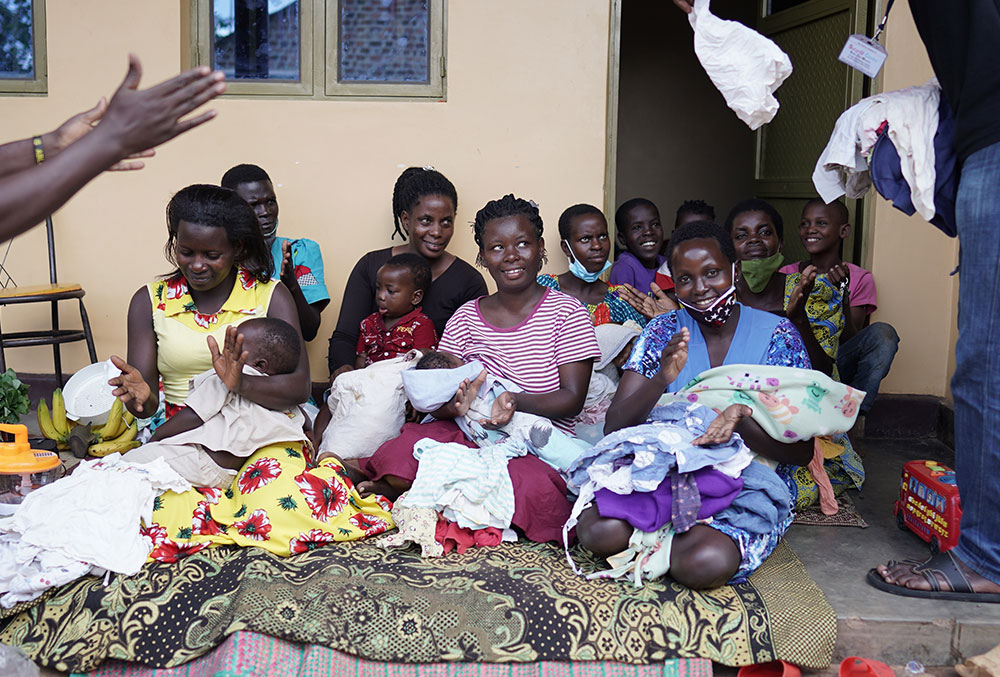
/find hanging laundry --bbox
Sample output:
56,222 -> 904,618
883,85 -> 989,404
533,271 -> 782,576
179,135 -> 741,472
870,94 -> 958,237
688,0 -> 793,130
813,79 -> 942,223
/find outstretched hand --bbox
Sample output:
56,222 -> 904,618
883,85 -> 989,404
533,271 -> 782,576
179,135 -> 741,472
672,0 -> 694,12
693,403 -> 753,446
108,354 -> 152,414
619,281 -> 678,319
786,264 -> 818,323
208,326 -> 248,393
96,54 -> 226,161
50,99 -> 156,171
658,327 -> 689,385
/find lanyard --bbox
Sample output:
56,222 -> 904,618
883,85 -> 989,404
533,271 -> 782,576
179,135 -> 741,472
872,0 -> 895,41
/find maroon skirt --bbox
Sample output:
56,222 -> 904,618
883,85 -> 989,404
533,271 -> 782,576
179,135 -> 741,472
363,420 -> 571,543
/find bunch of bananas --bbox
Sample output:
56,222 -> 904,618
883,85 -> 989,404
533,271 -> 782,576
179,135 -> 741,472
37,390 -> 140,458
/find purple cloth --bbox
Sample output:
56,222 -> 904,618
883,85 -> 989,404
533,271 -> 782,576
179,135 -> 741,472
594,467 -> 744,532
608,252 -> 665,294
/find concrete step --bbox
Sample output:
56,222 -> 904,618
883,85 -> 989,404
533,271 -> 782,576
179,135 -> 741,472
784,437 -> 1000,667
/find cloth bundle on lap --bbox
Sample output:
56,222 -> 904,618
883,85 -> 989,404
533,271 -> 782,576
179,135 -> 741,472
401,438 -> 523,530
670,364 -> 864,442
673,363 -> 864,515
319,350 -> 421,459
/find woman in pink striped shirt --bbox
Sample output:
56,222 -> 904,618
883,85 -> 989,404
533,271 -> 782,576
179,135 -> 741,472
361,195 -> 600,542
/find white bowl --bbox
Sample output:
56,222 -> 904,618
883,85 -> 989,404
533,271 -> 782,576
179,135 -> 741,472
63,360 -> 121,426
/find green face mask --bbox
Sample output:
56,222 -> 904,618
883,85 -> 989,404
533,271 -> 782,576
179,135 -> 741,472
740,251 -> 785,293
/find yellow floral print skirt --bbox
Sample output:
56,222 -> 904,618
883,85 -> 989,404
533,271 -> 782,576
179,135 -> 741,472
142,441 -> 394,562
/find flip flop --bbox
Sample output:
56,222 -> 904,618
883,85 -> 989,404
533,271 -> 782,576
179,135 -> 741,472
840,656 -> 894,677
738,660 -> 801,677
866,550 -> 1000,603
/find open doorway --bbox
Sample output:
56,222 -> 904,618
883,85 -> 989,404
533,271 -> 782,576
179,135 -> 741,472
610,0 -> 872,264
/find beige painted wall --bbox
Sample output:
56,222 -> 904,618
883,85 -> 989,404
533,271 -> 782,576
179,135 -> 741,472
0,1 -> 610,380
866,0 -> 959,398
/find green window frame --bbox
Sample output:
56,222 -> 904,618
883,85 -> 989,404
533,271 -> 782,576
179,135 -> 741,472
0,0 -> 47,95
188,0 -> 446,100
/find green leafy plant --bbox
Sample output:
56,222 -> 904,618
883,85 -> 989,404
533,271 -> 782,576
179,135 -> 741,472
0,368 -> 30,425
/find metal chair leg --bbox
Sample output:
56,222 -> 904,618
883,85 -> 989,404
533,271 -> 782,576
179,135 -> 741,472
78,298 -> 97,364
0,310 -> 6,373
50,299 -> 63,386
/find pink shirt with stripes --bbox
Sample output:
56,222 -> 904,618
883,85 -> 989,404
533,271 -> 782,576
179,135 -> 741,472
438,288 -> 601,432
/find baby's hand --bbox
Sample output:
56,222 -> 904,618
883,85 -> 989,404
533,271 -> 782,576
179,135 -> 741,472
208,326 -> 248,393
693,404 -> 753,446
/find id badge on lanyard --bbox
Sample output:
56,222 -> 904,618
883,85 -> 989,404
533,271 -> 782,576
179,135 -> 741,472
838,0 -> 892,78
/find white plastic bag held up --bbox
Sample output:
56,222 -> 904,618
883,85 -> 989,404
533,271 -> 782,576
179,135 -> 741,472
688,0 -> 793,130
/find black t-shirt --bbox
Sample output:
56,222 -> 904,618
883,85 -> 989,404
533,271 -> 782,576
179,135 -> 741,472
327,247 -> 488,372
908,0 -> 1000,161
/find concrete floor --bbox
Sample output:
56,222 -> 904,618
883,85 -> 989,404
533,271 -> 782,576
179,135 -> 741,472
784,435 -> 1000,668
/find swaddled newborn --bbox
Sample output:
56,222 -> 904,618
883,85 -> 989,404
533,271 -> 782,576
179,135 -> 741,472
402,351 -> 589,473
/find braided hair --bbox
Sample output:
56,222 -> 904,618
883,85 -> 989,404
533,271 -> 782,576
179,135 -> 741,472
471,195 -> 545,267
390,167 -> 458,241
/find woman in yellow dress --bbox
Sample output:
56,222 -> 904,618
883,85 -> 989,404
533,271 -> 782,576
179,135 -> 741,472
110,184 -> 391,561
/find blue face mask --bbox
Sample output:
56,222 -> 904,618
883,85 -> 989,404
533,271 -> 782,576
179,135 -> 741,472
565,241 -> 612,283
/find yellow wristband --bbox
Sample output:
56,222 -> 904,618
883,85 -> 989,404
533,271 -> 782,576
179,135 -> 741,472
32,135 -> 44,164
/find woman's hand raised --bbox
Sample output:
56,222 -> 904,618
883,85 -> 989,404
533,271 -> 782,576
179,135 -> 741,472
657,327 -> 689,387
108,355 -> 154,415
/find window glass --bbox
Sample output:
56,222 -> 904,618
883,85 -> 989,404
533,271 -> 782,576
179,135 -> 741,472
0,0 -> 34,79
338,0 -> 429,84
212,0 -> 300,81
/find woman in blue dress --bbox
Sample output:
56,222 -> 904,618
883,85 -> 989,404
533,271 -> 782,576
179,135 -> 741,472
576,220 -> 814,589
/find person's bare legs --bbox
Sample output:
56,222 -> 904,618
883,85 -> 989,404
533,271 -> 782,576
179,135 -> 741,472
577,508 -> 741,590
